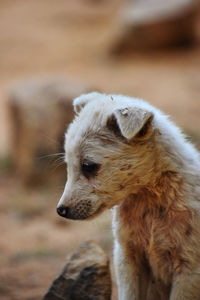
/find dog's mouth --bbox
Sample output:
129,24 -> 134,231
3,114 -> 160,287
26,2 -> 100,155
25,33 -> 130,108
57,203 -> 106,221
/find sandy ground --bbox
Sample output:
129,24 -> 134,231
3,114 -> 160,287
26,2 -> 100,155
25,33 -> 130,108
0,0 -> 200,299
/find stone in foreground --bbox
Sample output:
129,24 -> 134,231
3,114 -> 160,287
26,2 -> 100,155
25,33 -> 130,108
43,241 -> 112,300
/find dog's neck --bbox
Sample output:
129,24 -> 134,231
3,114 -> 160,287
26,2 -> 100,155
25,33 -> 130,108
119,170 -> 185,220
116,170 -> 188,254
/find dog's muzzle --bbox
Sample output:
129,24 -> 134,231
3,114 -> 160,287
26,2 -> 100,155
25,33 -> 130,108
56,204 -> 91,220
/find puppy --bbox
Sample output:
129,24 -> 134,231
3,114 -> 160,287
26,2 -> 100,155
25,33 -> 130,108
57,92 -> 200,300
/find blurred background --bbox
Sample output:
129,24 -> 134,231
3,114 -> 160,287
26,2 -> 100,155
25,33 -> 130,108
0,0 -> 200,299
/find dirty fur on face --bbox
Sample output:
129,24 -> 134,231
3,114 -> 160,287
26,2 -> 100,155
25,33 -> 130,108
57,92 -> 200,300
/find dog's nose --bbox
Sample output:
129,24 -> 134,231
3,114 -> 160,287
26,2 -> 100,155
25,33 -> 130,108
57,205 -> 69,218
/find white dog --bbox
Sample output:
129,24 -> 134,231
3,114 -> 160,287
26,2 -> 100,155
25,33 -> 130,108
57,92 -> 200,300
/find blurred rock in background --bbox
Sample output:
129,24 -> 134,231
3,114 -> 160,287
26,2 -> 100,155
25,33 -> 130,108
8,76 -> 94,185
111,0 -> 200,53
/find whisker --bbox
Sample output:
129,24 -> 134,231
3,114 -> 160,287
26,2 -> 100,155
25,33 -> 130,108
52,157 -> 66,166
51,160 -> 66,172
34,152 -> 66,174
37,152 -> 65,159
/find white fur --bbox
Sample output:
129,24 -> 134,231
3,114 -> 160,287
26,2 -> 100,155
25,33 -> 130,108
72,92 -> 200,170
58,92 -> 200,300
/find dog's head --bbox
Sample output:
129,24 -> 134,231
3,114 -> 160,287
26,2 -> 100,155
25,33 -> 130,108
57,92 -> 158,220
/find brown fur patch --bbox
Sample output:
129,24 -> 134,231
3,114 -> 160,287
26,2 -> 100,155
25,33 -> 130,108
118,170 -> 198,285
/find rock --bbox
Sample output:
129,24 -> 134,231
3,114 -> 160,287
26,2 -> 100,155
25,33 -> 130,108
43,241 -> 112,300
111,0 -> 200,53
8,76 -> 94,185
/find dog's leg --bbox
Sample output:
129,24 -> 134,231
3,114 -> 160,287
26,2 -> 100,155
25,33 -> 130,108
114,241 -> 139,300
114,241 -> 149,300
170,272 -> 200,300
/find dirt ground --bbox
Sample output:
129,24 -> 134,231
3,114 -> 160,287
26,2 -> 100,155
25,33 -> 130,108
0,0 -> 200,299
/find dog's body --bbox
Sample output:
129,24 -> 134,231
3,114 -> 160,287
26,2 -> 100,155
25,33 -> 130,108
57,92 -> 200,299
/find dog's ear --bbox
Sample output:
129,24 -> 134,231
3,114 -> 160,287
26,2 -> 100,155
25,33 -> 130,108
107,107 -> 153,140
73,92 -> 102,114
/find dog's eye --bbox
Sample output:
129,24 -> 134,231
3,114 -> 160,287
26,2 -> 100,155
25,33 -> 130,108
81,162 -> 100,179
